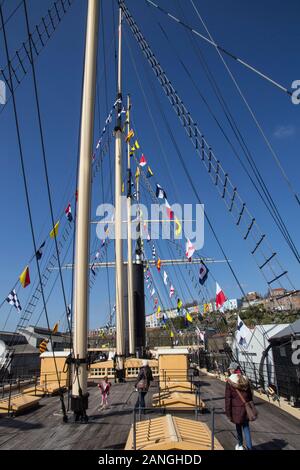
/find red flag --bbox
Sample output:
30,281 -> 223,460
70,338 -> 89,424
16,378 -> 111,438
185,238 -> 195,260
165,199 -> 174,220
216,282 -> 227,309
139,154 -> 147,167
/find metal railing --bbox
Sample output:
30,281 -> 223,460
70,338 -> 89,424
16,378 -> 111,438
191,351 -> 300,405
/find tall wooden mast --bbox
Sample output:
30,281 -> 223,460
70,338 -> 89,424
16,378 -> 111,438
71,0 -> 99,420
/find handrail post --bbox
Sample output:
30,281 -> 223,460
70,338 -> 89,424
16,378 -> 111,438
211,406 -> 215,450
8,382 -> 12,417
138,390 -> 142,421
133,407 -> 137,450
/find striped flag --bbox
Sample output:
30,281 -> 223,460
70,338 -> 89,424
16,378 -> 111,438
125,129 -> 134,142
152,244 -> 156,260
39,339 -> 49,354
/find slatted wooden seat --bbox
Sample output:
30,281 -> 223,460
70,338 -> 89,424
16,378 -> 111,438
153,391 -> 205,410
0,394 -> 40,415
125,414 -> 223,450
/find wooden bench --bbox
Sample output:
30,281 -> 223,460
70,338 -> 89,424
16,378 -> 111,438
0,394 -> 40,415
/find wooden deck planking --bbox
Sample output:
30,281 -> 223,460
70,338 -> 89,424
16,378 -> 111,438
0,374 -> 299,450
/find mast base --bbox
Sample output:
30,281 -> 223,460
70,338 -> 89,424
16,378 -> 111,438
71,393 -> 89,423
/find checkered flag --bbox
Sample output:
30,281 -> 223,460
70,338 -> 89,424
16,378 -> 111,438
6,289 -> 22,312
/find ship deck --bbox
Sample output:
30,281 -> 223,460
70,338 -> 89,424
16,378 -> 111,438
0,373 -> 299,450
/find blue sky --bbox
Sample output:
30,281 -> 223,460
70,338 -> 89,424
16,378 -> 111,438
0,0 -> 299,331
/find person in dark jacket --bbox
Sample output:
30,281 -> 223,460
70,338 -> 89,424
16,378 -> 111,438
135,360 -> 153,412
225,362 -> 253,450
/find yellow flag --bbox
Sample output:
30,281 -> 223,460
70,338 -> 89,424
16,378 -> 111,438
122,182 -> 125,193
125,129 -> 134,142
175,217 -> 182,236
135,167 -> 140,180
157,306 -> 161,314
204,303 -> 210,313
134,140 -> 140,149
52,322 -> 59,334
19,265 -> 30,288
170,331 -> 174,338
50,221 -> 60,239
186,312 -> 193,323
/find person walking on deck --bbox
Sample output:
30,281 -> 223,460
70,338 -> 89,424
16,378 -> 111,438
225,362 -> 254,450
135,360 -> 153,413
98,376 -> 111,410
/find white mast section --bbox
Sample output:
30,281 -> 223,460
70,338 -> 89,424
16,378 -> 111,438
72,0 -> 99,413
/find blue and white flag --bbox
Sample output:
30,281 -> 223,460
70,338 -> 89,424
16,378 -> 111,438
199,261 -> 209,285
236,315 -> 251,349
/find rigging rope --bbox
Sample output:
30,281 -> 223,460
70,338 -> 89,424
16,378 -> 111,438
0,4 -> 67,420
188,0 -> 300,209
156,8 -> 300,265
144,0 -> 292,98
0,0 -> 75,116
120,0 -> 296,296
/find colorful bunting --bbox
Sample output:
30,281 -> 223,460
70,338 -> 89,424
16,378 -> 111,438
157,258 -> 161,272
146,166 -> 154,178
156,184 -> 167,199
19,266 -> 30,288
52,322 -> 59,334
163,271 -> 168,286
36,241 -> 46,261
65,203 -> 73,222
